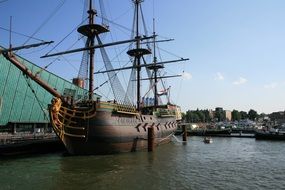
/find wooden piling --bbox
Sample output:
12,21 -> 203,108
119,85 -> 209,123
182,125 -> 187,142
148,126 -> 155,152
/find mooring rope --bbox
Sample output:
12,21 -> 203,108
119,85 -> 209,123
157,132 -> 175,144
172,134 -> 187,143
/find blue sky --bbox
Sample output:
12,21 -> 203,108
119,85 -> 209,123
1,0 -> 285,114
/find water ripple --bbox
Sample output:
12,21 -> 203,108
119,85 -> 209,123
1,137 -> 285,190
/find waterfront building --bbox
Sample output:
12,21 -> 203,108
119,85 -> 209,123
225,110 -> 232,121
209,109 -> 215,120
214,107 -> 225,122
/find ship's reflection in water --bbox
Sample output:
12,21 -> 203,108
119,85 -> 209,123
1,137 -> 285,190
56,146 -> 173,190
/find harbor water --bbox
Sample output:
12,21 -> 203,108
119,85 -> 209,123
1,136 -> 285,190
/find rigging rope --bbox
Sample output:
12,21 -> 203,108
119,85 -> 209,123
24,76 -> 49,121
102,0 -> 129,88
140,4 -> 151,49
76,55 -> 133,103
96,45 -> 133,73
78,40 -> 90,89
124,66 -> 136,105
35,35 -> 84,76
109,32 -> 128,87
45,17 -> 88,55
97,15 -> 135,35
77,0 -> 110,90
99,0 -> 108,26
157,46 -> 184,59
20,0 -> 66,48
124,1 -> 138,105
176,59 -> 189,104
142,56 -> 155,95
96,35 -> 132,105
142,78 -> 157,99
0,27 -> 44,42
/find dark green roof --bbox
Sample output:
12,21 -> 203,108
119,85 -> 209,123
0,51 -> 95,126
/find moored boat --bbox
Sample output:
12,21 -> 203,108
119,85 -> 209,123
255,130 -> 285,141
1,0 -> 188,155
188,128 -> 231,136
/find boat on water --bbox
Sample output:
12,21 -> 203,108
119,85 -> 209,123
203,137 -> 213,144
1,0 -> 188,155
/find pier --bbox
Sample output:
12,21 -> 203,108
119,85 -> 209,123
176,123 -> 256,138
0,132 -> 64,156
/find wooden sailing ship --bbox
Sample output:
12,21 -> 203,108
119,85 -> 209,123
1,0 -> 188,155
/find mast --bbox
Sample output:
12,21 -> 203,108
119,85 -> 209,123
153,19 -> 158,108
88,0 -> 95,100
135,0 -> 141,111
147,18 -> 165,109
127,0 -> 151,111
77,0 -> 109,100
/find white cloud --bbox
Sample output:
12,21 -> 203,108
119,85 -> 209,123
264,82 -> 278,89
214,72 -> 224,80
182,72 -> 192,80
233,77 -> 247,85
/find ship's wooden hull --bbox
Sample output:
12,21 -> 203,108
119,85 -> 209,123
49,99 -> 178,155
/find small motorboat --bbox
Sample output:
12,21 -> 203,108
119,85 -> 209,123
203,137 -> 213,144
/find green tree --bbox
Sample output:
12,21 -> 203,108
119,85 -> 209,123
240,111 -> 248,120
203,110 -> 211,122
196,110 -> 205,122
191,112 -> 200,122
181,112 -> 186,122
232,110 -> 241,121
248,109 -> 258,121
185,110 -> 191,122
185,110 -> 199,122
215,110 -> 225,122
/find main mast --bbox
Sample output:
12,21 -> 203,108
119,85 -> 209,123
77,0 -> 109,100
135,0 -> 141,111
